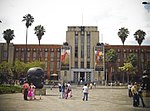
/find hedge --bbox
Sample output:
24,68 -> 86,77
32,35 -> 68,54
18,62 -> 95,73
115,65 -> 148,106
0,85 -> 22,94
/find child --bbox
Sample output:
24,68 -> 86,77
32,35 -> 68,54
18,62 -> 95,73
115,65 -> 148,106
30,83 -> 36,99
28,83 -> 36,100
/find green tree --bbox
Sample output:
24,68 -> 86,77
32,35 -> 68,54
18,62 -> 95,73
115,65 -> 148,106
34,25 -> 45,61
13,60 -> 25,78
105,49 -> 118,82
22,14 -> 34,62
119,63 -> 135,82
0,61 -> 13,84
118,27 -> 129,45
13,60 -> 45,79
3,29 -> 15,62
126,53 -> 137,67
105,49 -> 118,63
134,29 -> 146,46
145,61 -> 150,72
25,61 -> 45,73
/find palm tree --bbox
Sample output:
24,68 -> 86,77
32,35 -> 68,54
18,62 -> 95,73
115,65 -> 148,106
134,29 -> 146,77
134,29 -> 146,46
34,25 -> 45,61
3,29 -> 15,62
118,27 -> 129,45
22,14 -> 34,62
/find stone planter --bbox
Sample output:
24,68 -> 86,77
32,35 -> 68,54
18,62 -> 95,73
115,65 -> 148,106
35,88 -> 46,95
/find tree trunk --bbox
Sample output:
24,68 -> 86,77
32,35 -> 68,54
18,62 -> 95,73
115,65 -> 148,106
25,28 -> 28,63
7,43 -> 9,62
38,40 -> 41,61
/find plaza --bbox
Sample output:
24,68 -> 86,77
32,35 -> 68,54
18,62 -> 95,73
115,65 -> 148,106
0,86 -> 150,111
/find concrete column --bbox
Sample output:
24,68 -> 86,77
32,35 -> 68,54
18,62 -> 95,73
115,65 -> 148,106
78,72 -> 80,81
85,72 -> 87,82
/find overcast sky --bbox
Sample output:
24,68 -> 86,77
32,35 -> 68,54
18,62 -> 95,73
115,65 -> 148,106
0,0 -> 150,45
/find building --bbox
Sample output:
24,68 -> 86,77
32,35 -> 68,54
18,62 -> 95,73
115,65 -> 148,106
61,26 -> 100,83
0,26 -> 150,84
0,43 -> 61,79
105,45 -> 150,83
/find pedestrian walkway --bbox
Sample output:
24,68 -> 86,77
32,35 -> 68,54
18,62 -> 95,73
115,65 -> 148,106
0,87 -> 150,111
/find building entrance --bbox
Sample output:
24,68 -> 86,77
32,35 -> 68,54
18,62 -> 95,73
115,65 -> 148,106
72,71 -> 93,84
80,72 -> 85,82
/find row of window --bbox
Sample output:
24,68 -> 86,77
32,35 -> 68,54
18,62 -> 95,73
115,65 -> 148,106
15,48 -> 61,52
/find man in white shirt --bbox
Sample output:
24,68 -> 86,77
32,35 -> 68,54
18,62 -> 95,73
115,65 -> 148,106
82,83 -> 89,101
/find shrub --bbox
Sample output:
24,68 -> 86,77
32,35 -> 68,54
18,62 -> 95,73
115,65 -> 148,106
0,85 -> 22,94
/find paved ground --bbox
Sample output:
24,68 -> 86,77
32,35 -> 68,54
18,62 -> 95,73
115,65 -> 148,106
0,86 -> 150,111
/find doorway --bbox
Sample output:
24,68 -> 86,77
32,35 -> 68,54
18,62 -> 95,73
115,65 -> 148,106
80,72 -> 85,82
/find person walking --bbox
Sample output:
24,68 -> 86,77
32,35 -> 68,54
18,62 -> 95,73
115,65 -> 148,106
128,83 -> 132,97
131,82 -> 139,107
30,83 -> 36,99
58,83 -> 62,98
22,81 -> 30,100
65,82 -> 72,99
137,84 -> 146,107
82,83 -> 89,101
61,83 -> 65,99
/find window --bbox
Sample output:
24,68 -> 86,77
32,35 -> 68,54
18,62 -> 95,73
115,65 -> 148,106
87,46 -> 90,58
50,61 -> 54,70
87,32 -> 90,45
45,61 -> 48,71
39,52 -> 42,59
124,53 -> 127,62
75,46 -> 78,58
21,52 -> 24,61
57,51 -> 60,58
44,52 -> 48,61
27,52 -> 30,57
57,61 -> 60,69
81,61 -> 84,68
3,51 -> 7,60
87,32 -> 90,58
27,52 -> 30,62
117,52 -> 120,62
50,52 -> 54,61
87,61 -> 90,68
147,52 -> 150,61
81,45 -> 84,58
75,34 -> 78,45
33,52 -> 36,58
75,61 -> 78,68
15,52 -> 19,60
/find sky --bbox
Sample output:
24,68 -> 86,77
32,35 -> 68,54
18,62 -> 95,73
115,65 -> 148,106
0,0 -> 150,45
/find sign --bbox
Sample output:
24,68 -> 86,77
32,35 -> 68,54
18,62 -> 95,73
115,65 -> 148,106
95,46 -> 104,71
61,47 -> 70,70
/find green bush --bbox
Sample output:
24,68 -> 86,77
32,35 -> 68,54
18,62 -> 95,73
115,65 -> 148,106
0,85 -> 22,94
